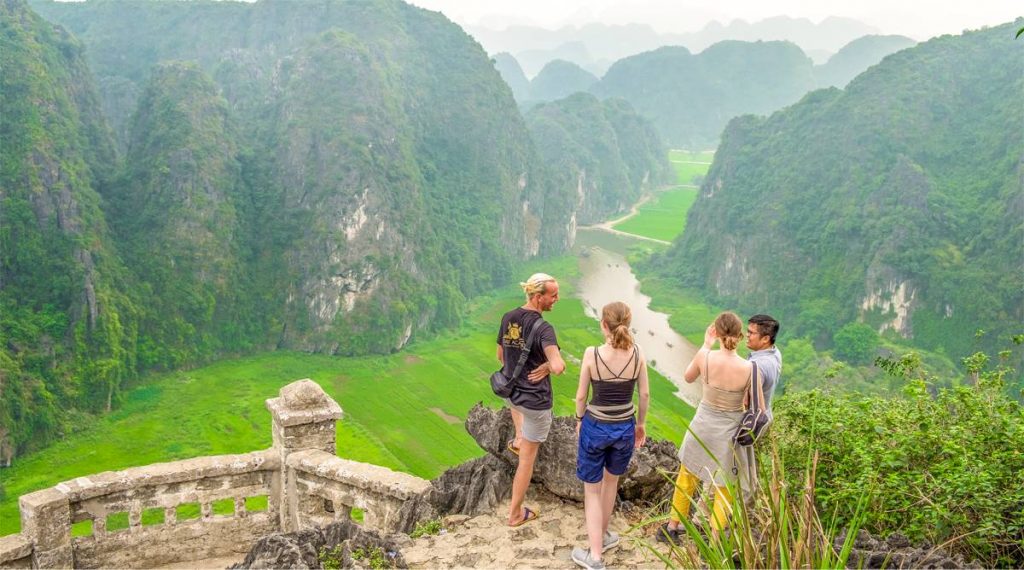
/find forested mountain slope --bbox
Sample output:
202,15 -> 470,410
492,52 -> 531,102
593,40 -> 816,148
2,0 -> 669,460
658,21 -> 1023,359
0,0 -> 138,459
529,59 -> 599,102
525,93 -> 673,228
815,34 -> 916,88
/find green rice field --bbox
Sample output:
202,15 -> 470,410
668,149 -> 714,187
613,186 -> 699,242
611,150 -> 713,242
0,255 -> 695,536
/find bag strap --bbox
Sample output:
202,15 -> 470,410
510,318 -> 542,380
748,361 -> 762,412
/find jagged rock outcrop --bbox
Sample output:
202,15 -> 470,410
835,529 -> 981,569
427,454 -> 515,516
231,521 -> 409,570
465,403 -> 679,503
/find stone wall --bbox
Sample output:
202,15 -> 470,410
0,380 -> 432,569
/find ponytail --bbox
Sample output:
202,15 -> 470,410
602,302 -> 634,350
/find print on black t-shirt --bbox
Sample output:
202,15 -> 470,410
496,307 -> 559,411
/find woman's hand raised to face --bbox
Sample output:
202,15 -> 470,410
702,324 -> 718,350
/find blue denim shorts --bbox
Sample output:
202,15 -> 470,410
576,414 -> 636,483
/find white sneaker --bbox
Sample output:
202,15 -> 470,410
603,530 -> 620,551
571,547 -> 606,570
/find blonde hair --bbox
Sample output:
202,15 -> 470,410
602,302 -> 633,350
714,311 -> 743,351
520,273 -> 556,298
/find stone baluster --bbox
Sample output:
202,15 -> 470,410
19,487 -> 72,568
93,514 -> 106,536
201,502 -> 212,521
266,379 -> 343,533
129,507 -> 142,532
164,506 -> 176,526
235,496 -> 247,518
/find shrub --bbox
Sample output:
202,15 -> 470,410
769,346 -> 1024,567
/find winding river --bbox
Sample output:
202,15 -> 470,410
574,230 -> 702,406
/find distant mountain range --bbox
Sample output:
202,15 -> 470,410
471,15 -> 880,76
494,34 -> 917,147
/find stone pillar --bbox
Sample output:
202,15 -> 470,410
19,488 -> 72,569
266,379 -> 343,532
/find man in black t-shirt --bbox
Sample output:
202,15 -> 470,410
496,272 -> 566,527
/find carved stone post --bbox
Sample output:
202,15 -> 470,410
266,379 -> 343,532
19,487 -> 72,569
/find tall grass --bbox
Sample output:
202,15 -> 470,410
631,445 -> 866,569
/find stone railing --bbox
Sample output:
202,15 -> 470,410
0,380 -> 432,569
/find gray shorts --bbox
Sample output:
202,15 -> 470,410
505,399 -> 553,443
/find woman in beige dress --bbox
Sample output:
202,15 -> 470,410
658,311 -> 752,543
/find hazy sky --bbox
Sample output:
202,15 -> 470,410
406,0 -> 1020,41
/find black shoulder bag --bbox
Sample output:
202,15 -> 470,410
490,319 -> 540,398
734,362 -> 772,446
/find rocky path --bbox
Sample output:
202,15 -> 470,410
403,489 -> 664,569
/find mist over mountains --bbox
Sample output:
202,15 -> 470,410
471,15 -> 880,76
494,33 -> 916,147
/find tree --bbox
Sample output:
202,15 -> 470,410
832,322 -> 880,365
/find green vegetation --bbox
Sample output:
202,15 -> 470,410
318,545 -> 345,570
659,22 -> 1023,367
832,322 -> 880,365
614,187 -> 698,242
668,149 -> 714,187
609,149 -> 709,242
409,518 -> 444,538
0,255 -> 694,536
639,449 -> 864,569
7,0 -> 671,461
814,35 -> 916,88
528,59 -> 598,102
1,0 -> 139,458
525,92 -> 673,228
771,345 -> 1024,567
592,42 -> 816,148
351,546 -> 394,569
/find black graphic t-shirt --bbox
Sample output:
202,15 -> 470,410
496,307 -> 559,410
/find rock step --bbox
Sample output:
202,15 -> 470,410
403,490 -> 661,569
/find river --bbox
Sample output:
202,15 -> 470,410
573,229 -> 702,406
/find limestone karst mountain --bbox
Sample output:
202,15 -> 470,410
592,40 -> 816,148
492,52 -> 531,102
814,34 -> 917,88
529,59 -> 600,102
657,20 -> 1023,358
525,93 -> 673,232
0,0 -> 138,457
3,0 -> 670,458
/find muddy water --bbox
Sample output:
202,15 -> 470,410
575,245 -> 702,406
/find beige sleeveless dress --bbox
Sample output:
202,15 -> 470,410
678,354 -> 750,486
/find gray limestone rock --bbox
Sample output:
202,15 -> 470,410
231,521 -> 407,569
835,529 -> 981,569
464,403 -> 680,504
428,454 -> 514,516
